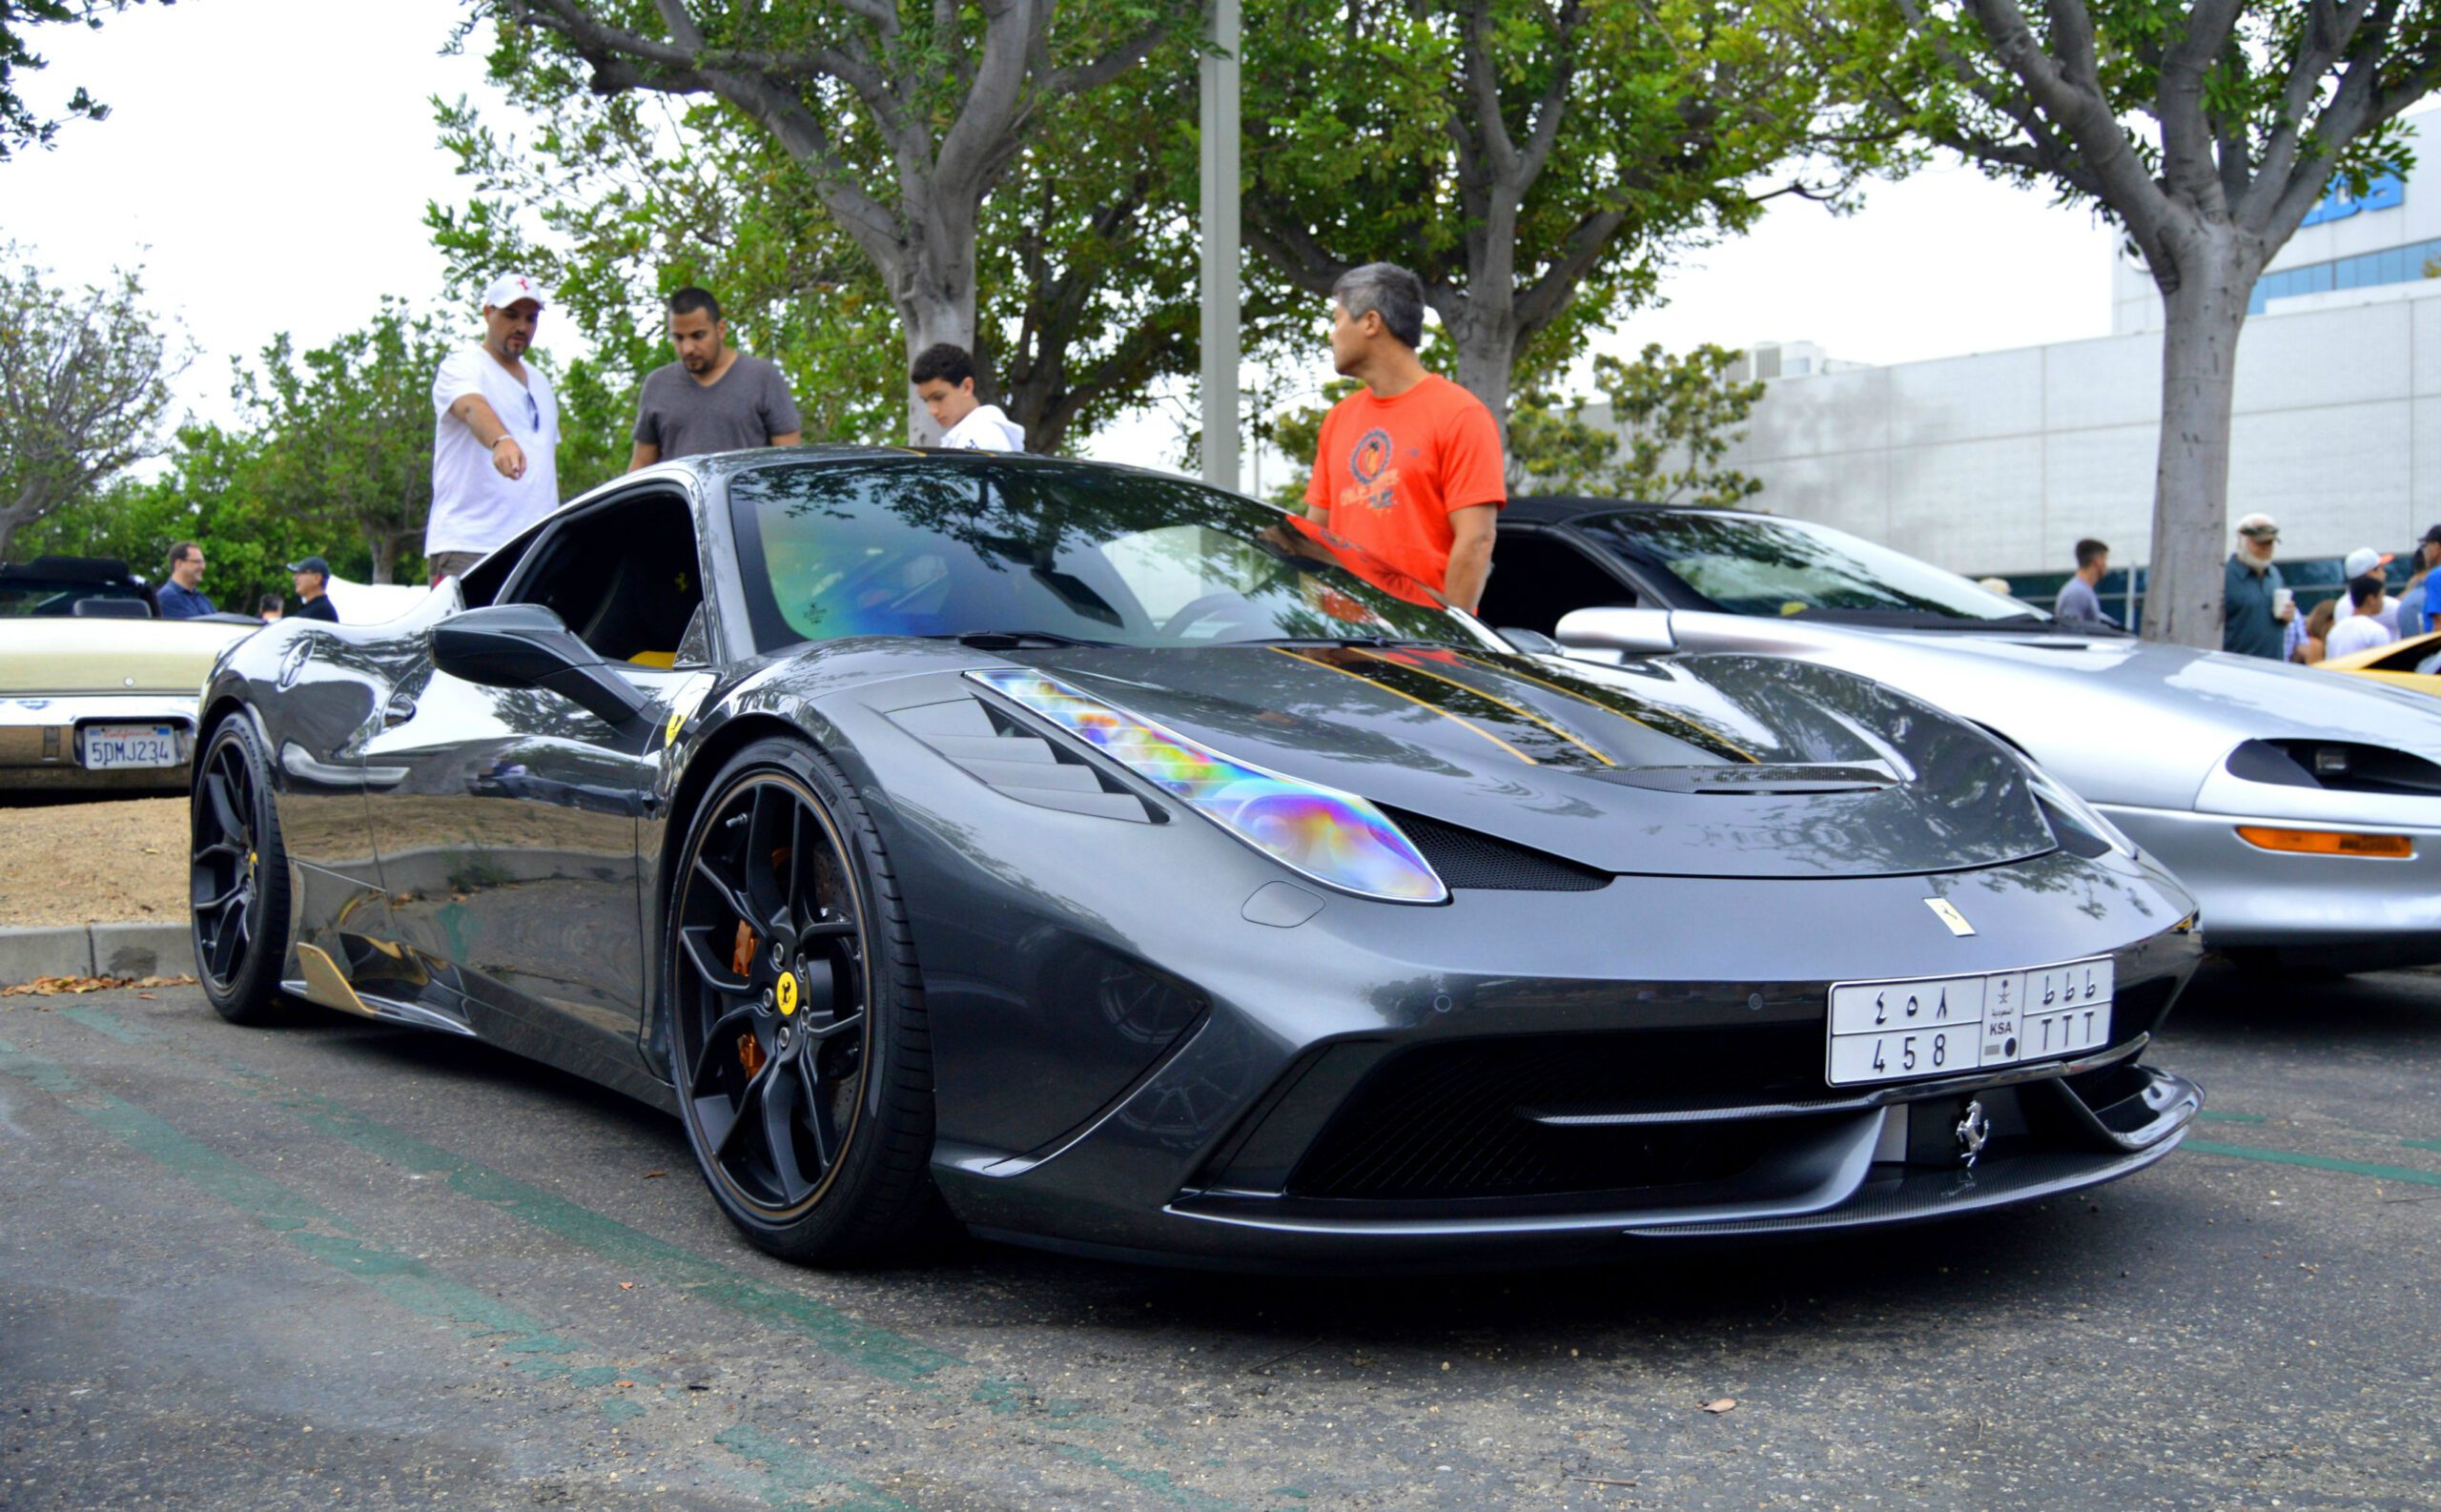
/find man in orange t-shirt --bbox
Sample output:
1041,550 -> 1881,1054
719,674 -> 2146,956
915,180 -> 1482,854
1302,262 -> 1506,611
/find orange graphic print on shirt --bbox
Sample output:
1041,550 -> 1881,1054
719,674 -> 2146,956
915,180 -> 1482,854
1304,374 -> 1506,597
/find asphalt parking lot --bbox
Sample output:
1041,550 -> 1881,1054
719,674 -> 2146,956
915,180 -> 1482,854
4,963 -> 2437,1511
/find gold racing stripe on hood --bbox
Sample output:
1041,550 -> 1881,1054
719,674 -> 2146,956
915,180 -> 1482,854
1343,647 -> 1617,766
1266,645 -> 1539,765
1447,651 -> 1763,765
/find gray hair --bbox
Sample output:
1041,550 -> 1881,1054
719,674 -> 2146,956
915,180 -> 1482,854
1331,262 -> 1426,350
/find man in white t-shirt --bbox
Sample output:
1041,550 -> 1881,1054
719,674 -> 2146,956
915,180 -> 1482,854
909,342 -> 1026,450
2327,575 -> 2399,658
2328,545 -> 2400,635
427,273 -> 562,584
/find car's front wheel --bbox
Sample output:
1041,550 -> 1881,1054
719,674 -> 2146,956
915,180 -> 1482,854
191,715 -> 296,1025
664,738 -> 938,1263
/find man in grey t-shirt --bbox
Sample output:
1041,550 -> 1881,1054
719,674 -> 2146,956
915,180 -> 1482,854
627,286 -> 804,467
2054,538 -> 2118,629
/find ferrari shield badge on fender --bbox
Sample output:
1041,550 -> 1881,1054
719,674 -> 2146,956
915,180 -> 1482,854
1924,897 -> 1976,936
663,672 -> 718,747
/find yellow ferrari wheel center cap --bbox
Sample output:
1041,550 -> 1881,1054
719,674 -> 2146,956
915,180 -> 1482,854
775,971 -> 800,1016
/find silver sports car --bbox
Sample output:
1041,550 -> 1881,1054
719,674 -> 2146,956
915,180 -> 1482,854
1486,499 -> 2441,973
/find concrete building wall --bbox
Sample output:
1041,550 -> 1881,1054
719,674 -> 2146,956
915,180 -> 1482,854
1726,278 -> 2441,578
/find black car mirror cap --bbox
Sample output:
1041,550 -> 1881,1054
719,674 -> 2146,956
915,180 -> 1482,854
430,603 -> 654,727
1554,606 -> 1676,654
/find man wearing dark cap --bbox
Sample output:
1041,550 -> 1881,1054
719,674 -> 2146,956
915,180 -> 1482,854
287,557 -> 339,623
2391,524 -> 2441,640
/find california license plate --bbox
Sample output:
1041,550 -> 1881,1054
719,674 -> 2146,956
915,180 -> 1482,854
1826,957 -> 2113,1087
79,723 -> 183,770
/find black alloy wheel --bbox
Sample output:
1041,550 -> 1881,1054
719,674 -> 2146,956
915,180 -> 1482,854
191,717 -> 295,1024
667,738 -> 937,1262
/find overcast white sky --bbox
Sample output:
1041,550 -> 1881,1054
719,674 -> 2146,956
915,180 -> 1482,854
4,0 -> 2122,465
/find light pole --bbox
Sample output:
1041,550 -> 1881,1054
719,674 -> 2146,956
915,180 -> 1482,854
1199,0 -> 1241,493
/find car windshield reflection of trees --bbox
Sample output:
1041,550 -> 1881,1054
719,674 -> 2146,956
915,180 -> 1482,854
1578,512 -> 2047,626
728,460 -> 1469,652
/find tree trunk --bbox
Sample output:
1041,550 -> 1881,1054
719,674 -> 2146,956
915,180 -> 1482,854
893,203 -> 983,445
366,530 -> 398,586
2144,236 -> 2257,650
1440,296 -> 1519,460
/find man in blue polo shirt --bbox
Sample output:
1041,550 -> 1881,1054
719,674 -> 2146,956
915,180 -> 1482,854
156,542 -> 215,619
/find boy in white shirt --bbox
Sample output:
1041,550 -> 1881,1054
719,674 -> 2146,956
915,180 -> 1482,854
2326,575 -> 2399,658
910,343 -> 1026,450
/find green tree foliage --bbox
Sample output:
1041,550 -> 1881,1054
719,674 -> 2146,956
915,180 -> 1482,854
1508,344 -> 1767,505
0,245 -> 181,560
1811,1 -> 2441,647
1242,0 -> 1874,442
472,0 -> 1198,441
0,0 -> 166,159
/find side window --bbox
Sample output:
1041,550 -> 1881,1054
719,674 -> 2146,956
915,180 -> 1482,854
503,491 -> 708,667
1478,531 -> 1638,636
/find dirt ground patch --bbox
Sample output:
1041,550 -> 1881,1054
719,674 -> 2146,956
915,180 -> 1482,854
0,797 -> 187,927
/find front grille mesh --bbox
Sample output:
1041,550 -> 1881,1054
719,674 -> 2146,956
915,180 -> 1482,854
1286,1028 -> 1824,1201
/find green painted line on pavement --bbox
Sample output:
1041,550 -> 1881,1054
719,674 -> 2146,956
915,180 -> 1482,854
1054,1442 -> 1239,1512
59,1006 -> 151,1044
61,1006 -> 1243,1509
2194,1110 -> 2265,1124
2185,1138 -> 2441,1189
0,1035 -> 916,1511
714,1424 -> 924,1512
2404,1139 -> 2441,1154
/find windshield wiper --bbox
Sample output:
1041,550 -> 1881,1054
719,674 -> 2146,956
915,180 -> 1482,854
1245,635 -> 1436,648
935,629 -> 1117,649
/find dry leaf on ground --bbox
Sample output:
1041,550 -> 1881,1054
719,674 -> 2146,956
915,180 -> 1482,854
1700,1398 -> 1738,1415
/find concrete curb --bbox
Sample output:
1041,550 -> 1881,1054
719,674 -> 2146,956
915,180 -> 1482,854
0,922 -> 189,986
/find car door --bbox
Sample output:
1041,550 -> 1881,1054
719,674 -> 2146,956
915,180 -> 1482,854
356,484 -> 710,1071
1479,523 -> 1651,636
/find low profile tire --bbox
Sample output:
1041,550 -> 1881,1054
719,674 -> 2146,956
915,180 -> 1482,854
664,737 -> 938,1264
190,715 -> 296,1025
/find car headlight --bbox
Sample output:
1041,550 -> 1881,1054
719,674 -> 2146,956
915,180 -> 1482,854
2021,759 -> 2137,859
968,668 -> 1448,904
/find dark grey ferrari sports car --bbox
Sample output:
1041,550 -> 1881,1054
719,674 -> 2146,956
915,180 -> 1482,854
190,449 -> 2205,1268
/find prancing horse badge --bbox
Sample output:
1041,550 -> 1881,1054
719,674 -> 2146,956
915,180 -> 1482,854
1923,897 -> 1976,936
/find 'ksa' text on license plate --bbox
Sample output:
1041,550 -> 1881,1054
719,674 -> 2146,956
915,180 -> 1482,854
79,724 -> 183,770
1825,957 -> 2113,1087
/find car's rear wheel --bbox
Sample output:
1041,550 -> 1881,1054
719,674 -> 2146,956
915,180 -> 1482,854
665,738 -> 937,1263
191,716 -> 295,1025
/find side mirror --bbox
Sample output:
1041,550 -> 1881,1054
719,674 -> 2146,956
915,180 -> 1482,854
1555,606 -> 1677,655
431,603 -> 653,728
1493,626 -> 1564,656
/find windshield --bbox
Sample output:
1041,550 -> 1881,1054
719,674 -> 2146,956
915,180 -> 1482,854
728,458 -> 1496,653
1573,510 -> 2049,625
0,580 -> 154,618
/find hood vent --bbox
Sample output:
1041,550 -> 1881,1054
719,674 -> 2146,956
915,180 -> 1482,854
890,695 -> 1158,822
1588,762 -> 1898,796
1384,809 -> 1610,891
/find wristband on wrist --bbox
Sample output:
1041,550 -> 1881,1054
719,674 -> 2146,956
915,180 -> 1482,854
490,434 -> 515,448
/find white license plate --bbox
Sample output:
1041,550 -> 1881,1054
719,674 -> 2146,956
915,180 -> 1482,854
1827,957 -> 2113,1087
80,723 -> 183,770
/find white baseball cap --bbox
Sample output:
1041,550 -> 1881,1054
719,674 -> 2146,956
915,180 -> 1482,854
2343,546 -> 2394,580
2234,512 -> 2279,540
481,273 -> 548,312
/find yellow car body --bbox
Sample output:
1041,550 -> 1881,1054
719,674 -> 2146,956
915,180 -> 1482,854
2320,628 -> 2441,696
0,614 -> 259,791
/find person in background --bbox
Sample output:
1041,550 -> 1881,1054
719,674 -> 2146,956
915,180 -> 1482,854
156,542 -> 215,619
626,286 -> 803,468
256,594 -> 284,623
2325,575 -> 2396,659
2329,545 -> 2398,634
1302,261 -> 1506,614
2390,523 -> 2441,639
2290,599 -> 2338,664
910,343 -> 1026,450
2223,513 -> 2293,659
1977,576 -> 2014,597
428,273 -> 561,586
2053,539 -> 2117,629
286,557 -> 339,623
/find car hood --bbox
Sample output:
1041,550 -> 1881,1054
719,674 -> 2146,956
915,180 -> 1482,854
0,616 -> 258,695
1654,613 -> 2441,810
1005,644 -> 2056,879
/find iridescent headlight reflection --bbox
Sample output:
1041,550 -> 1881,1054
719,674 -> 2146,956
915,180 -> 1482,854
968,668 -> 1447,904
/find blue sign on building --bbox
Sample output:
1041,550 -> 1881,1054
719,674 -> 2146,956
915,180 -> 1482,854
2301,172 -> 2406,227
